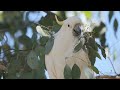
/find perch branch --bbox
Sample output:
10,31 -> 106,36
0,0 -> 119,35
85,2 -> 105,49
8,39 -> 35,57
96,75 -> 120,79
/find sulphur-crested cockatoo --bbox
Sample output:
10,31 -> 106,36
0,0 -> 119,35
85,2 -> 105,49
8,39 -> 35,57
36,15 -> 94,79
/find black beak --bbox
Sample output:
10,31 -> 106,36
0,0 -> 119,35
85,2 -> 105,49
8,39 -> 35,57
73,24 -> 81,36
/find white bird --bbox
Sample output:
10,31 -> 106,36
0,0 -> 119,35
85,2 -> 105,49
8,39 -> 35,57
37,15 -> 94,79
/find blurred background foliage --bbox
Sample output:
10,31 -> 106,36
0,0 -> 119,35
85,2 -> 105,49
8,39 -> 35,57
0,11 -> 119,79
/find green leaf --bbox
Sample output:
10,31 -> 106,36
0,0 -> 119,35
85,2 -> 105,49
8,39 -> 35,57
74,38 -> 85,53
52,21 -> 61,33
96,43 -> 106,59
114,19 -> 118,38
18,35 -> 32,49
90,46 -> 101,60
39,12 -> 57,27
40,36 -> 49,46
45,36 -> 54,54
32,69 -> 46,79
93,22 -> 105,38
32,32 -> 37,43
0,34 -> 3,41
19,72 -> 33,79
87,46 -> 101,66
27,51 -> 40,69
109,11 -> 113,22
100,33 -> 106,48
34,45 -> 46,70
90,66 -> 99,74
72,64 -> 81,79
64,64 -> 72,79
74,42 -> 83,53
35,45 -> 45,56
88,37 -> 98,51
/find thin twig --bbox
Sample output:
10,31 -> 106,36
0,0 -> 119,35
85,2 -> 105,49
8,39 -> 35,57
0,49 -> 32,54
108,57 -> 118,75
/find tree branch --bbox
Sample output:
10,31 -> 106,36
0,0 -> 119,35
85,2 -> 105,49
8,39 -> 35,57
96,75 -> 120,79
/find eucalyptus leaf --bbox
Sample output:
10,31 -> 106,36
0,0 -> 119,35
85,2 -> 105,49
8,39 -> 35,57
88,37 -> 98,51
27,51 -> 40,69
74,42 -> 82,53
45,36 -> 54,54
74,38 -> 85,53
87,46 -> 101,66
35,45 -> 45,56
96,43 -> 106,59
109,11 -> 113,22
93,22 -> 105,38
32,32 -> 37,43
35,45 -> 46,70
40,36 -> 49,46
0,34 -> 3,41
19,72 -> 33,79
18,35 -> 32,49
90,66 -> 99,74
89,46 -> 101,60
32,69 -> 46,79
64,64 -> 72,79
52,21 -> 61,33
36,26 -> 49,36
72,64 -> 81,79
114,19 -> 118,38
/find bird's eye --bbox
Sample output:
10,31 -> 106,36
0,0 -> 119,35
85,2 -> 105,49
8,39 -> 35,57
68,24 -> 70,27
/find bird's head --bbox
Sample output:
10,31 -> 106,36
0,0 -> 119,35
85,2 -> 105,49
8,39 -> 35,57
55,15 -> 83,38
55,16 -> 82,52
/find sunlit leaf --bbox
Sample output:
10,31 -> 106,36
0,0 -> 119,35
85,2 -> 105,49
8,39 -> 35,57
90,66 -> 99,74
72,64 -> 81,79
82,11 -> 92,19
36,26 -> 49,36
45,36 -> 54,54
0,11 -> 3,22
64,64 -> 72,79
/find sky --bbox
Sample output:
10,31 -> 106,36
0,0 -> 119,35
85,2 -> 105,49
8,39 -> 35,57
2,11 -> 120,78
